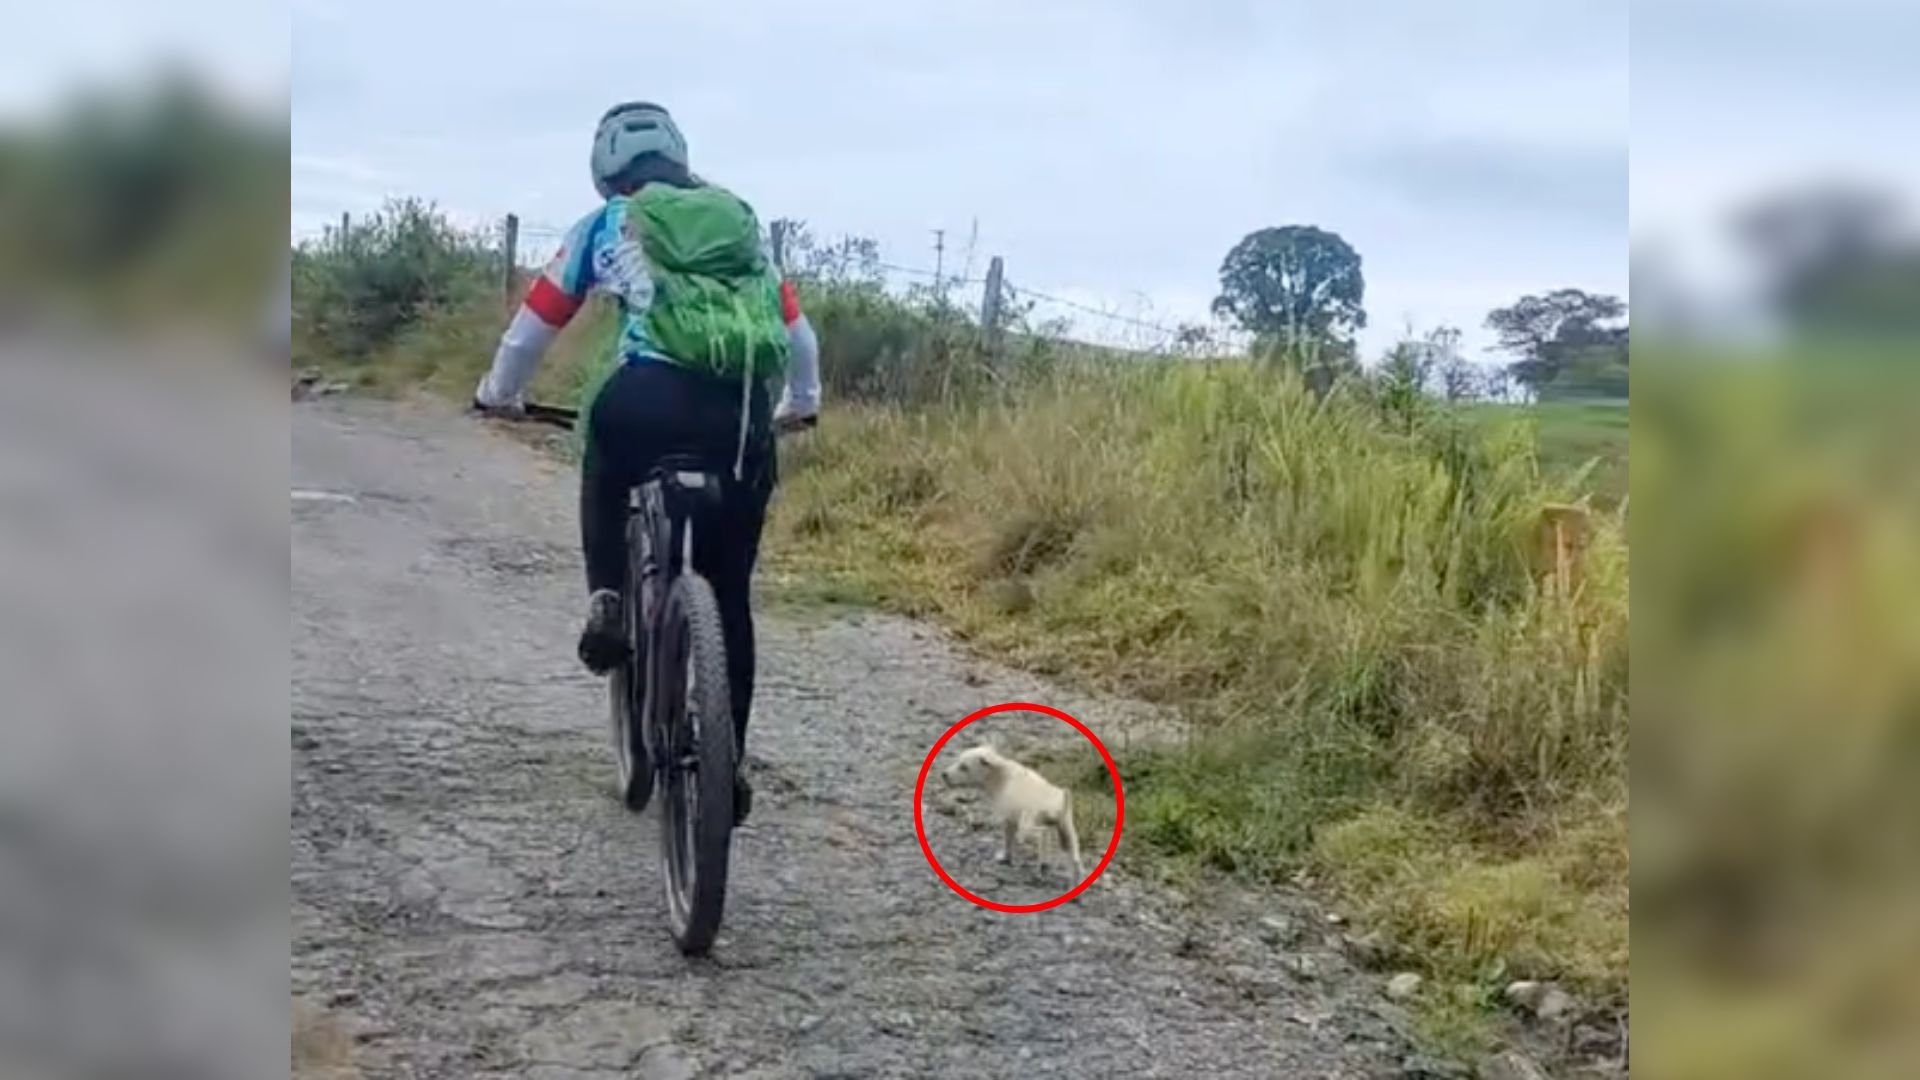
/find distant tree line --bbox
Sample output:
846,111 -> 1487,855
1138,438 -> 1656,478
1210,223 -> 1626,401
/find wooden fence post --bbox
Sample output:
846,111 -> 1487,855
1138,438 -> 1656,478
1532,503 -> 1593,598
980,255 -> 1005,349
502,214 -> 520,307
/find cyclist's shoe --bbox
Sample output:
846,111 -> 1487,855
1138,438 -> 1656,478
577,589 -> 626,675
733,772 -> 753,827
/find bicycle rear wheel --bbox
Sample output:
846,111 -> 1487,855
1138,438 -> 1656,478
655,571 -> 736,956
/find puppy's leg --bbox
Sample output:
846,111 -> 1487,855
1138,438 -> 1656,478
1056,793 -> 1085,878
998,812 -> 1017,864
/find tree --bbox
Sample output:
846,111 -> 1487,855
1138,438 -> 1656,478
1212,225 -> 1367,351
1425,326 -> 1481,401
1736,184 -> 1903,288
1734,184 -> 1920,337
1170,322 -> 1217,357
1376,337 -> 1435,431
1485,288 -> 1626,396
1480,364 -> 1515,402
767,218 -> 884,288
1369,324 -> 1479,421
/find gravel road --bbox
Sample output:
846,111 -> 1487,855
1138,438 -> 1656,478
291,397 -> 1433,1079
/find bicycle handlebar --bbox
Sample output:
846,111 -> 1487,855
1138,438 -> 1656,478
472,400 -> 816,438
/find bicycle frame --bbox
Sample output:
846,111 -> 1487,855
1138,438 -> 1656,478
476,400 -> 786,749
479,398 -> 813,953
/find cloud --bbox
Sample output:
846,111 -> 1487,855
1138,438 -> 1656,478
1340,137 -> 1625,229
292,154 -> 387,185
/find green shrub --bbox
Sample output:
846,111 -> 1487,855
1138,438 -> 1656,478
292,198 -> 497,362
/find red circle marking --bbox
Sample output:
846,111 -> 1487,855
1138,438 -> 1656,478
913,702 -> 1125,913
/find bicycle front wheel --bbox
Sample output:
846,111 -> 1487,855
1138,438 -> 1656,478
609,658 -> 650,812
655,571 -> 736,956
612,513 -> 655,813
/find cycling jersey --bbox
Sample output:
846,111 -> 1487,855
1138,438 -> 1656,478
474,195 -> 821,416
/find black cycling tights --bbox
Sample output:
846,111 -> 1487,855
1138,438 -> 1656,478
580,360 -> 775,750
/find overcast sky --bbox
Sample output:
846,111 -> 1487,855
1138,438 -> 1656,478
1631,0 -> 1920,307
292,0 -> 1626,359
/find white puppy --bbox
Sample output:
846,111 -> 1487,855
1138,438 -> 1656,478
942,744 -> 1084,877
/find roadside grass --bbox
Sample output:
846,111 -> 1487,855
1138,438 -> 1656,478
297,296 -> 614,410
765,362 -> 1628,1049
1468,398 -> 1628,509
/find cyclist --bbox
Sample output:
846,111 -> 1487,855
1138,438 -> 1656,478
472,101 -> 821,823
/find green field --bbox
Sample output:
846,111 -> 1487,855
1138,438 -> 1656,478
1469,399 -> 1628,508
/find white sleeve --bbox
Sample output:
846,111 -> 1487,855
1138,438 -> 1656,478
474,305 -> 560,407
475,209 -> 600,407
779,312 -> 821,416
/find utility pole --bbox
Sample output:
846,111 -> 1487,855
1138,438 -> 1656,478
770,219 -> 788,273
932,228 -> 946,302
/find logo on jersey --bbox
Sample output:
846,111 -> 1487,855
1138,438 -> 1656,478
591,207 -> 655,310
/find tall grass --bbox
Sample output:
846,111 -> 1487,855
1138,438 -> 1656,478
1469,399 -> 1630,509
1634,350 -> 1920,1078
770,359 -> 1629,1006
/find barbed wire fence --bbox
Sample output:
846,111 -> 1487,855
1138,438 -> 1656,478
294,209 -> 1256,360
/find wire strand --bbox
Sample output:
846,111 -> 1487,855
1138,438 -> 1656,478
1007,281 -> 1192,337
298,210 -> 1250,351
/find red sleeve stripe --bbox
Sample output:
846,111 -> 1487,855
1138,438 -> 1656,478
526,275 -> 584,327
779,279 -> 801,325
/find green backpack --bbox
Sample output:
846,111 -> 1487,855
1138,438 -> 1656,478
626,183 -> 790,381
573,183 -> 792,468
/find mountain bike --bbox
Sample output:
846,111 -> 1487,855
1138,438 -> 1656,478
485,400 -> 813,955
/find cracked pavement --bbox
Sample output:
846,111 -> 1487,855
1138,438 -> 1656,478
292,398 -> 1427,1079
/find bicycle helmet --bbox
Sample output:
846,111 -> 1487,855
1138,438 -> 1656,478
590,101 -> 689,199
